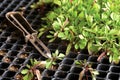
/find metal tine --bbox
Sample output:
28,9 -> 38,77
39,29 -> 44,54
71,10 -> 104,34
6,12 -> 51,58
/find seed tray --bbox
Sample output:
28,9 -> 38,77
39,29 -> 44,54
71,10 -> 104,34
0,0 -> 120,80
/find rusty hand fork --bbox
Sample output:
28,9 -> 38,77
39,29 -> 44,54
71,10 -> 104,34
6,12 -> 51,58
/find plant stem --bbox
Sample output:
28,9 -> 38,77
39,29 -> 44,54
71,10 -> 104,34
79,69 -> 85,80
65,42 -> 72,55
97,51 -> 106,61
35,69 -> 41,80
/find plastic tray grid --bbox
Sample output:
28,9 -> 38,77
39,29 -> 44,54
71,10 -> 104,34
0,0 -> 120,80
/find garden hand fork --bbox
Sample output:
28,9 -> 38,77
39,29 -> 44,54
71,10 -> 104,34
5,12 -> 51,58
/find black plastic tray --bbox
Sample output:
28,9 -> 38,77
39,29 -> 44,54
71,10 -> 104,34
0,0 -> 120,80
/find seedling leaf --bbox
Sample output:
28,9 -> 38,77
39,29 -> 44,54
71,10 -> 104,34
21,69 -> 28,74
46,60 -> 52,69
58,53 -> 65,58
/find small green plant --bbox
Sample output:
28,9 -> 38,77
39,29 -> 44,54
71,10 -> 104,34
21,59 -> 45,80
21,50 -> 65,80
45,50 -> 65,70
75,60 -> 99,80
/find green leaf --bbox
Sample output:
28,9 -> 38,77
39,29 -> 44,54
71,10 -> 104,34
58,53 -> 65,60
64,30 -> 69,36
109,55 -> 113,63
87,42 -> 101,55
109,29 -> 119,35
75,60 -> 84,67
49,31 -> 55,34
28,73 -> 34,80
58,53 -> 65,58
65,42 -> 72,55
57,17 -> 62,26
54,50 -> 59,56
72,11 -> 77,17
49,38 -> 56,42
90,70 -> 99,80
79,34 -> 84,39
30,59 -> 34,66
93,3 -> 100,12
119,56 -> 120,59
52,21 -> 61,31
33,59 -> 40,65
92,75 -> 97,80
112,52 -> 119,64
83,27 -> 95,34
53,0 -> 61,6
102,13 -> 108,20
30,3 -> 38,9
26,64 -> 30,69
86,15 -> 93,24
64,27 -> 69,31
52,53 -> 56,58
47,35 -> 54,38
46,61 -> 52,69
21,69 -> 28,74
23,74 -> 29,80
46,58 -> 50,62
69,26 -> 76,33
75,60 -> 80,65
79,12 -> 84,19
75,43 -> 79,49
47,12 -> 57,21
92,70 -> 99,75
38,32 -> 44,38
110,12 -> 114,20
58,32 -> 65,38
111,45 -> 119,55
110,12 -> 120,21
79,39 -> 87,49
52,61 -> 56,65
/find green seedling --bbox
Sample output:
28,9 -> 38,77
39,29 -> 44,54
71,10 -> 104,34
21,59 -> 46,80
45,50 -> 65,70
75,60 -> 99,80
21,50 -> 65,80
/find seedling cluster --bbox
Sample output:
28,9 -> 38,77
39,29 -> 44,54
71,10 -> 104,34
21,50 -> 65,80
75,60 -> 99,80
33,0 -> 120,64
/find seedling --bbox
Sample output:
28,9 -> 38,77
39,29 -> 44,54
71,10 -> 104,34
21,59 -> 45,80
75,60 -> 99,80
45,50 -> 65,70
21,50 -> 65,80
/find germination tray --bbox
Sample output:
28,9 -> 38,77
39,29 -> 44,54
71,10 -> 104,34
0,0 -> 120,80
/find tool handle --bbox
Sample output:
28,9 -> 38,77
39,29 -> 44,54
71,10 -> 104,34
6,12 -> 51,58
6,12 -> 37,36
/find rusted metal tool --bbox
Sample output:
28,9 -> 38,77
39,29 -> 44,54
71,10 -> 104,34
6,12 -> 51,58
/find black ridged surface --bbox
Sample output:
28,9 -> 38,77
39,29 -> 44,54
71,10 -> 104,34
0,0 -> 120,80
